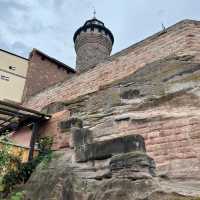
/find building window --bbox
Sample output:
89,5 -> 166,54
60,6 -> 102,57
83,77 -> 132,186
9,66 -> 16,70
1,75 -> 9,81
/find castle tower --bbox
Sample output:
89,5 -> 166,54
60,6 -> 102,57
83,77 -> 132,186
73,17 -> 114,73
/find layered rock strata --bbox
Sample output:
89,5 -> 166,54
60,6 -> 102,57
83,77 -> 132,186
21,132 -> 200,200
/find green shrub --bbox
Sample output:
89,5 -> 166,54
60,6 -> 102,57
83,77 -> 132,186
10,191 -> 25,200
38,136 -> 53,154
0,144 -> 22,176
0,136 -> 53,197
0,177 -> 5,192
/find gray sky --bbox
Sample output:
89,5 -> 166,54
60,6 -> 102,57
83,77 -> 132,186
0,0 -> 199,68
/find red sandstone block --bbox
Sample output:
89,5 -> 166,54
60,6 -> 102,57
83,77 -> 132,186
192,138 -> 200,144
152,156 -> 169,164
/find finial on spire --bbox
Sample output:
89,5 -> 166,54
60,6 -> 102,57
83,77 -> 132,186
93,6 -> 96,18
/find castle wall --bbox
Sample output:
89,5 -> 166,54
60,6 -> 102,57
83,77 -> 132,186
23,20 -> 200,111
58,55 -> 200,178
21,20 -> 200,178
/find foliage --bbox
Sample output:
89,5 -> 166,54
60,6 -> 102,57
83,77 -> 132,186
0,145 -> 22,176
39,151 -> 53,169
9,191 -> 25,200
0,177 -> 5,192
0,136 -> 12,143
0,136 -> 53,197
0,130 -> 10,137
38,136 -> 53,154
38,136 -> 53,169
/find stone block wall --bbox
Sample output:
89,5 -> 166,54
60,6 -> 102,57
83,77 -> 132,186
38,110 -> 71,150
23,20 -> 200,111
23,49 -> 74,99
20,20 -> 200,179
75,32 -> 113,72
41,55 -> 200,179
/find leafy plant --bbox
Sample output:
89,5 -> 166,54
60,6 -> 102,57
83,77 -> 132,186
0,176 -> 5,192
38,136 -> 53,154
10,191 -> 25,200
0,144 -> 22,176
0,136 -> 53,197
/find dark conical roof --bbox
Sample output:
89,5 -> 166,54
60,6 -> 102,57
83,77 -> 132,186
73,17 -> 114,44
84,17 -> 104,26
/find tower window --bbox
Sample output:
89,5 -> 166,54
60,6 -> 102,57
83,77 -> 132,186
9,66 -> 16,70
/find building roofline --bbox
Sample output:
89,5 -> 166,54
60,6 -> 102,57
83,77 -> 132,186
109,19 -> 200,60
0,48 -> 29,61
73,18 -> 114,44
31,48 -> 76,73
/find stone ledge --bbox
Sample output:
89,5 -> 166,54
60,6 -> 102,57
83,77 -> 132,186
110,151 -> 156,179
72,130 -> 146,162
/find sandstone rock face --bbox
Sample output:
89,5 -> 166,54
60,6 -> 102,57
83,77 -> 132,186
61,55 -> 200,179
18,21 -> 200,199
20,134 -> 199,200
23,149 -> 200,200
19,55 -> 200,199
72,129 -> 146,162
110,151 -> 156,179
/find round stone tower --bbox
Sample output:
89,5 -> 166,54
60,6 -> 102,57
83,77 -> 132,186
73,17 -> 114,73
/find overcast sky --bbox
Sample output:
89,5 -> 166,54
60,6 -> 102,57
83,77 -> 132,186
0,0 -> 199,68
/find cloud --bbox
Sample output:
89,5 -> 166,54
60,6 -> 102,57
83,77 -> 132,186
52,0 -> 66,11
0,32 -> 9,50
0,0 -> 199,68
0,0 -> 93,66
0,30 -> 30,58
0,0 -> 29,21
157,9 -> 166,17
0,0 -> 28,11
11,41 -> 30,57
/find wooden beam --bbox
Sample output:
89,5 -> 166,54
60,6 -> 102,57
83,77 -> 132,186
0,100 -> 51,118
0,107 -> 24,117
0,116 -> 11,121
0,115 -> 42,135
0,107 -> 36,118
0,116 -> 15,126
0,101 -> 51,136
28,122 -> 39,161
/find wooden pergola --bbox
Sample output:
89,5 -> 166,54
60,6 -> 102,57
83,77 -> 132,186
0,100 -> 51,161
